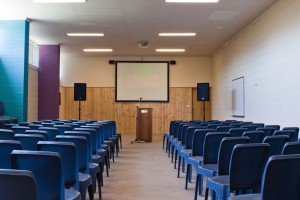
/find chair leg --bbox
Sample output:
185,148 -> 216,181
205,188 -> 209,200
96,171 -> 102,200
166,139 -> 169,153
185,164 -> 190,189
119,134 -> 122,149
163,136 -> 165,149
177,156 -> 181,178
194,174 -> 199,200
171,145 -> 174,163
174,150 -> 178,169
116,141 -> 119,157
88,184 -> 94,200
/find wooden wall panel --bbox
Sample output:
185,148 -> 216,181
64,87 -> 193,135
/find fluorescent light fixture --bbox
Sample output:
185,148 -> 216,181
83,49 -> 113,52
165,0 -> 218,3
156,49 -> 185,52
159,33 -> 196,37
33,0 -> 86,3
67,33 -> 104,37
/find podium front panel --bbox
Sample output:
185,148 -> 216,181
136,108 -> 152,142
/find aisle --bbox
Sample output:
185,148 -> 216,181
99,134 -> 202,200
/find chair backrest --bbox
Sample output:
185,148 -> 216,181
282,127 -> 299,142
28,124 -> 42,130
14,134 -> 45,150
25,130 -> 49,141
256,127 -> 275,140
207,124 -> 220,130
19,122 -> 31,127
11,150 -> 64,200
240,122 -> 253,126
230,123 -> 242,128
241,125 -> 258,131
242,131 -> 264,143
55,135 -> 89,174
218,137 -> 250,175
263,135 -> 289,157
53,125 -> 72,135
261,155 -> 300,200
185,127 -> 202,149
229,128 -> 248,137
81,125 -> 101,148
0,140 -> 22,168
37,141 -> 79,190
39,127 -> 59,141
252,123 -> 265,128
281,141 -> 300,155
192,129 -> 215,156
74,128 -> 98,154
216,126 -> 233,132
203,132 -> 230,164
229,143 -> 270,191
168,120 -> 180,136
41,122 -> 55,127
265,125 -> 280,130
274,130 -> 295,142
0,129 -> 14,140
4,124 -> 18,130
0,169 -> 37,200
12,126 -> 30,134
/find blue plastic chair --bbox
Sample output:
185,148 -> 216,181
256,127 -> 275,140
273,130 -> 295,142
265,125 -> 280,130
216,126 -> 234,132
228,154 -> 300,200
282,127 -> 299,141
251,123 -> 265,128
205,143 -> 270,200
39,127 -> 59,141
168,121 -> 185,157
11,150 -> 81,200
229,128 -> 248,137
193,132 -> 230,198
37,141 -> 94,200
0,129 -> 14,140
0,169 -> 37,200
28,124 -> 43,130
41,122 -> 55,127
281,141 -> 300,155
163,120 -> 180,149
25,130 -> 49,140
263,135 -> 289,157
242,131 -> 264,143
14,134 -> 45,150
12,126 -> 30,134
241,125 -> 258,131
54,125 -> 72,135
0,140 -> 22,169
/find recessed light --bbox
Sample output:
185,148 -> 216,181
159,33 -> 196,37
67,33 -> 104,37
165,0 -> 218,3
33,0 -> 85,3
156,49 -> 185,52
83,49 -> 113,52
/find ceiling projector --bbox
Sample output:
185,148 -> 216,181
138,40 -> 149,48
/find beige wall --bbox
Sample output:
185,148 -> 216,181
60,56 -> 212,87
212,0 -> 300,127
28,65 -> 38,122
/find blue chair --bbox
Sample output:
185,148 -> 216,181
205,143 -> 270,200
207,124 -> 220,130
242,131 -> 264,143
256,127 -> 275,140
0,129 -> 14,140
163,120 -> 180,150
39,127 -> 59,141
0,140 -> 22,169
25,130 -> 49,140
54,125 -> 72,135
251,123 -> 264,128
229,128 -> 248,137
193,132 -> 230,198
11,150 -> 81,200
19,122 -> 31,126
265,125 -> 280,130
263,135 -> 289,157
200,137 -> 250,200
37,141 -> 94,200
4,123 -> 18,129
228,154 -> 300,200
281,141 -> 300,155
12,126 -> 30,134
283,127 -> 299,141
167,121 -> 185,157
101,120 -> 121,154
28,124 -> 43,130
41,122 -> 55,127
216,126 -> 233,132
240,122 -> 253,126
169,122 -> 189,162
241,125 -> 258,131
274,130 -> 295,142
32,121 -> 42,124
0,169 -> 37,200
14,134 -> 45,150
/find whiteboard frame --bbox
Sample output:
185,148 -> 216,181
232,76 -> 245,118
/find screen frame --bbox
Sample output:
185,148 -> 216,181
115,61 -> 170,102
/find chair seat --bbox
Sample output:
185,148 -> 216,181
228,194 -> 260,200
196,164 -> 218,177
65,189 -> 81,200
206,175 -> 230,199
186,156 -> 203,166
78,173 -> 93,200
179,149 -> 192,157
92,154 -> 102,164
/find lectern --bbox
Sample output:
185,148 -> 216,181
136,108 -> 153,142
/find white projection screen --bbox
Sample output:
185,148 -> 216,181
232,77 -> 245,117
116,61 -> 169,102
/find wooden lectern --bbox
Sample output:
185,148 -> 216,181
136,108 -> 153,142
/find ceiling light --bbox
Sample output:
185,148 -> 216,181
165,0 -> 218,3
156,49 -> 185,52
83,49 -> 113,52
67,33 -> 104,37
33,0 -> 86,3
159,33 -> 196,37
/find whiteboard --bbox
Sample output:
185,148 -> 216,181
232,77 -> 244,117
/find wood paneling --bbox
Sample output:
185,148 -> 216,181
64,87 -> 193,135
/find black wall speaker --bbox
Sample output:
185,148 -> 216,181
197,83 -> 210,101
74,83 -> 86,101
170,60 -> 176,65
109,60 -> 115,65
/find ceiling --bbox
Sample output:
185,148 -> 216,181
1,0 -> 277,57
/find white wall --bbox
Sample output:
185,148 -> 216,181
28,65 -> 38,121
212,0 -> 300,127
60,56 -> 212,87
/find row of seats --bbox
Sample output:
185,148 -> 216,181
0,119 -> 122,200
162,120 -> 300,200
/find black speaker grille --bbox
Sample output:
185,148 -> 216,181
74,83 -> 86,101
197,83 -> 209,101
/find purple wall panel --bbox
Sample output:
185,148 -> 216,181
38,45 -> 60,120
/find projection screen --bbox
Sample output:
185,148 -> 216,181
115,61 -> 169,102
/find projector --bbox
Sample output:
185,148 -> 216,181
138,40 -> 149,48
